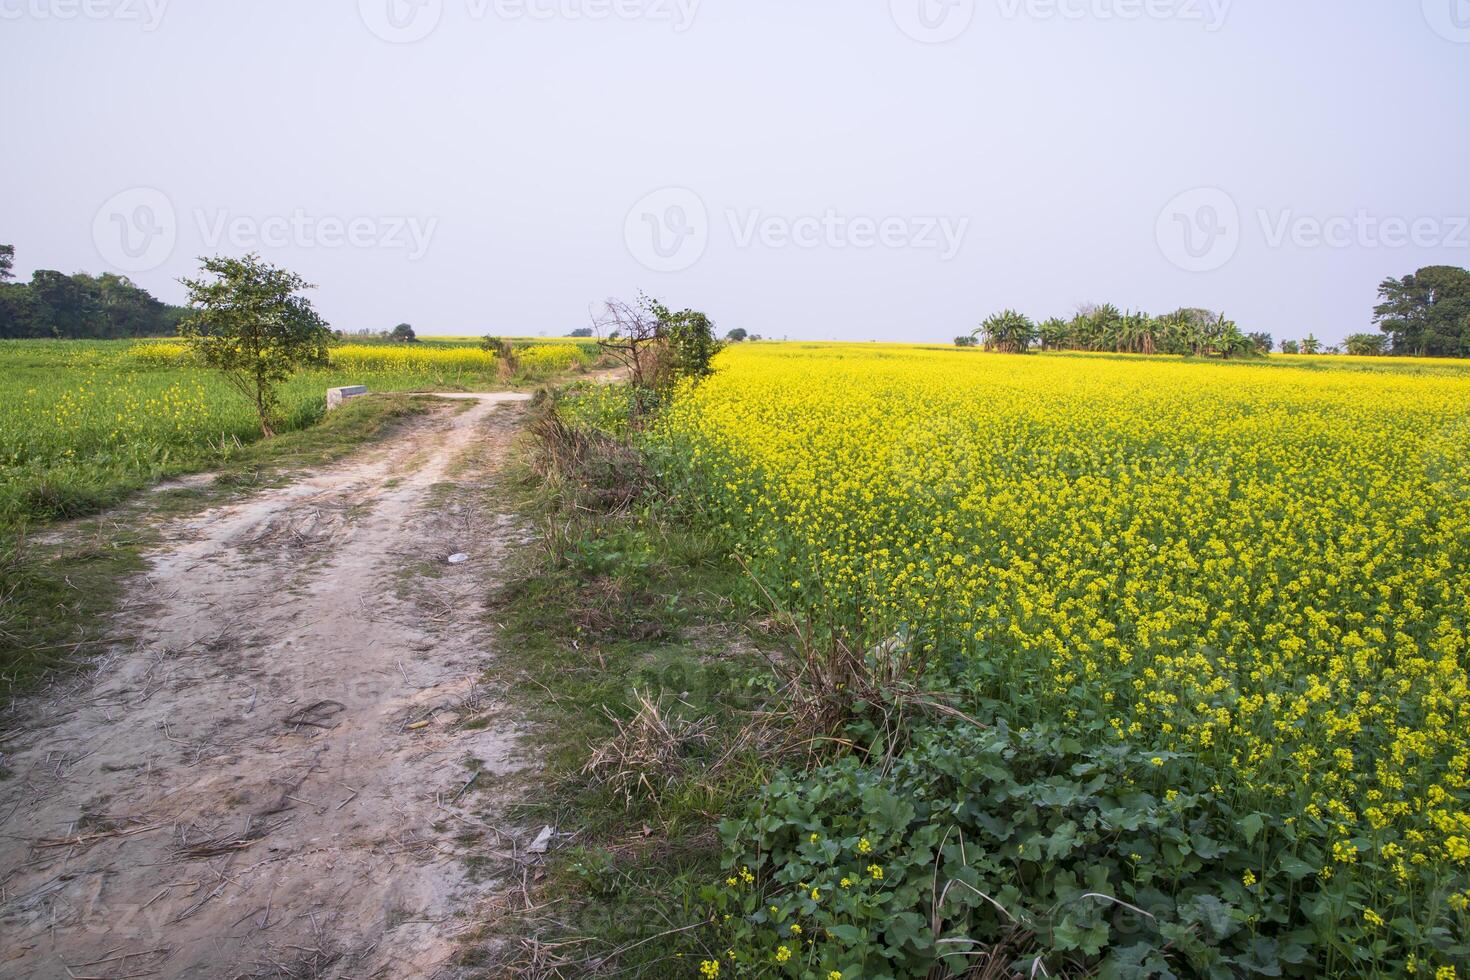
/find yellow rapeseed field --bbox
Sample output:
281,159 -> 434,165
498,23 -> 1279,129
657,343 -> 1470,951
124,340 -> 502,374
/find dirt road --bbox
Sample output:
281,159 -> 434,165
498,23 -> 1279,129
0,395 -> 534,979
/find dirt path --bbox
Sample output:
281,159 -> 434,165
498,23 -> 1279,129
0,395 -> 536,979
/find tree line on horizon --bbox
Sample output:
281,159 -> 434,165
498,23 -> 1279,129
960,305 -> 1272,358
962,265 -> 1470,359
4,244 -> 1468,358
0,245 -> 186,340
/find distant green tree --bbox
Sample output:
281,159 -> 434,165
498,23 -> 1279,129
0,282 -> 33,339
651,299 -> 723,380
1345,332 -> 1387,356
953,334 -> 978,348
29,270 -> 103,338
570,327 -> 594,338
1089,304 -> 1122,351
85,272 -> 179,338
1301,334 -> 1322,355
179,254 -> 332,437
726,327 -> 749,343
0,246 -> 183,339
1373,266 -> 1470,357
1248,332 -> 1274,355
1037,317 -> 1070,351
1280,339 -> 1301,355
976,310 -> 1036,353
391,322 -> 417,343
1214,317 -> 1256,359
594,295 -> 723,417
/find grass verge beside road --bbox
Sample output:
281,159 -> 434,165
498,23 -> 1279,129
479,390 -> 779,976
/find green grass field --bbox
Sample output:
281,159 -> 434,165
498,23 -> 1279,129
0,338 -> 592,528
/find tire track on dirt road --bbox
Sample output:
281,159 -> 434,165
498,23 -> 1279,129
0,394 -> 535,979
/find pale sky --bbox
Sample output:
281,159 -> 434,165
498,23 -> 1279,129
2,0 -> 1467,343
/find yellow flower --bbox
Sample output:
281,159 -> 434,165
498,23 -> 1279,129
775,945 -> 792,964
790,923 -> 802,935
699,959 -> 720,978
1363,908 -> 1384,928
1242,870 -> 1257,887
858,838 -> 872,854
867,864 -> 884,880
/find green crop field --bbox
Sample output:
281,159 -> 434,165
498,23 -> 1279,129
0,338 -> 590,528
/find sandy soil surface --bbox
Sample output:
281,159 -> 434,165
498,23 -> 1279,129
0,394 -> 536,979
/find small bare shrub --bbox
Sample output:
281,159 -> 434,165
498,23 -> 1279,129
583,690 -> 715,807
527,401 -> 647,515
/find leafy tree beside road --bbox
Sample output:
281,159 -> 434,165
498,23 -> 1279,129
179,254 -> 333,437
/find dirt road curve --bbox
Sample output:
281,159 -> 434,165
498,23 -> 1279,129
0,395 -> 533,979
